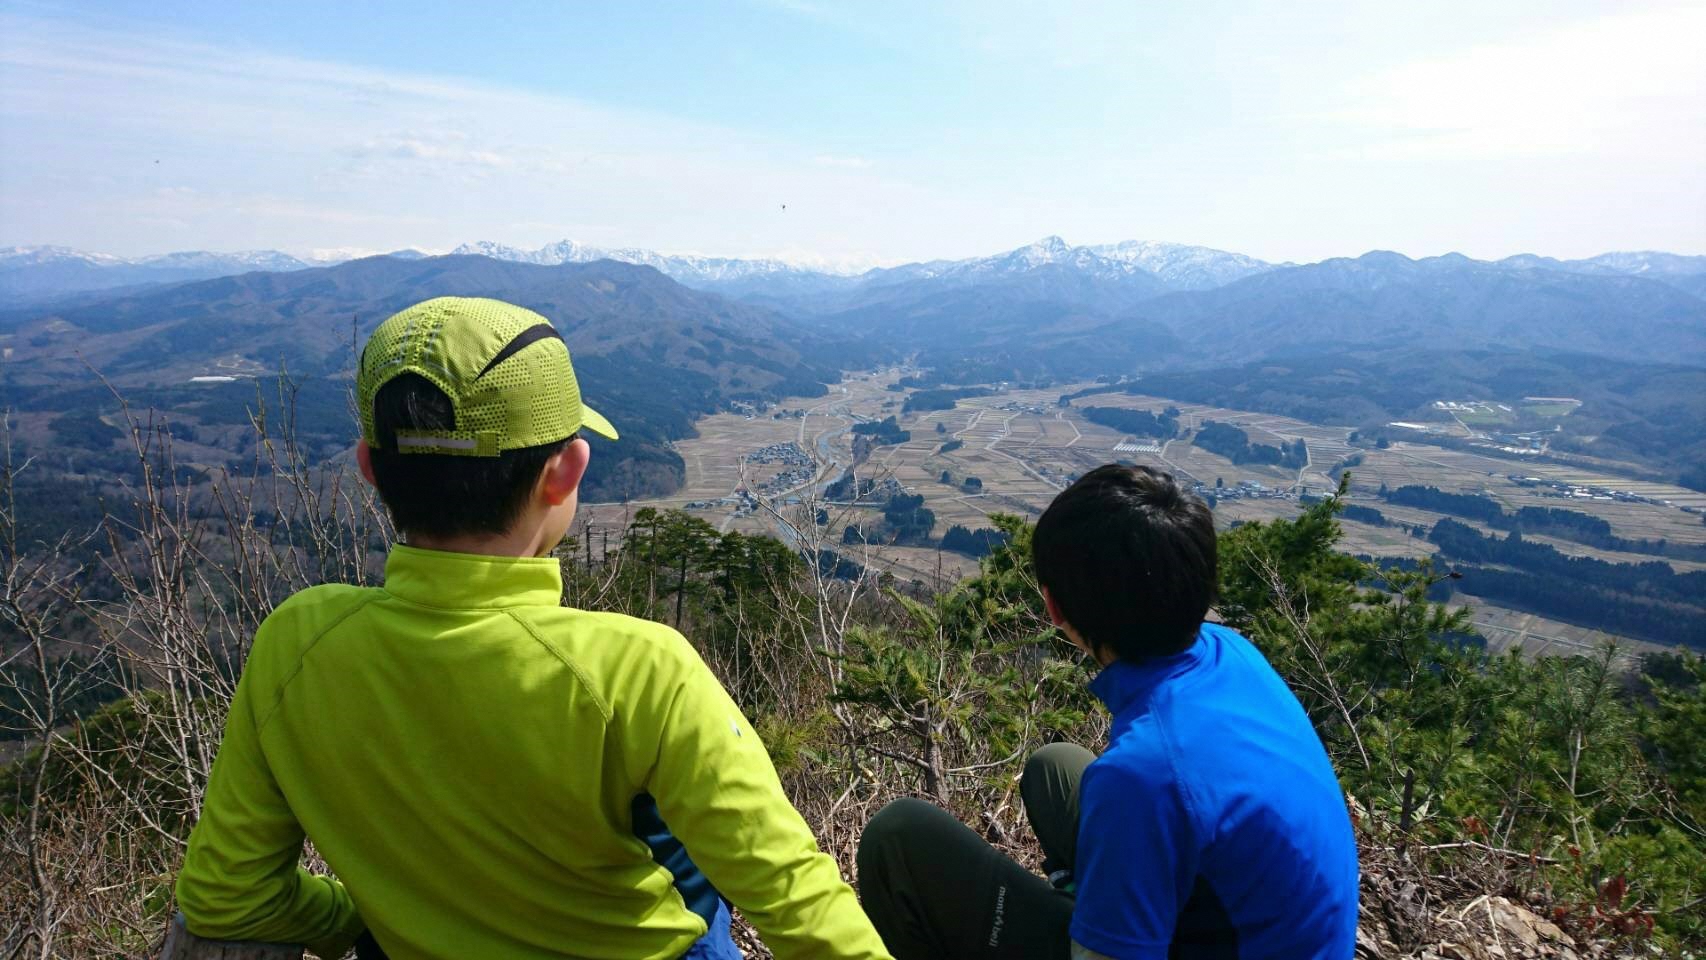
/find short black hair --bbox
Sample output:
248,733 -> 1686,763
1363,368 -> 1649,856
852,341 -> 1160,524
1032,463 -> 1217,660
367,373 -> 571,538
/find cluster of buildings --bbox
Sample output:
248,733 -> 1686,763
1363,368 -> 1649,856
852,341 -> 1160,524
1508,475 -> 1677,508
742,442 -> 817,496
754,468 -> 816,497
1478,435 -> 1550,455
745,442 -> 812,466
1433,400 -> 1513,415
683,487 -> 763,517
1060,472 -> 1294,507
1194,479 -> 1293,502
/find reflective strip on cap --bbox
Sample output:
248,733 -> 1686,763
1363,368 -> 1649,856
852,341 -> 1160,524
395,434 -> 480,450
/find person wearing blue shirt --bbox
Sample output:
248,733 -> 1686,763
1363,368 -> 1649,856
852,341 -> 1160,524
857,463 -> 1360,959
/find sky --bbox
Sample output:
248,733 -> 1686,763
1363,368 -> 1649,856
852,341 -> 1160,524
1,0 -> 1703,266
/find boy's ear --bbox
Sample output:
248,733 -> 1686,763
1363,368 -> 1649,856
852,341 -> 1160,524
1043,586 -> 1107,664
539,437 -> 591,506
355,440 -> 377,488
1042,586 -> 1067,628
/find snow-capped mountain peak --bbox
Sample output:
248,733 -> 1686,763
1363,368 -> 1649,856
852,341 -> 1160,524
1018,235 -> 1071,260
1087,240 -> 1278,291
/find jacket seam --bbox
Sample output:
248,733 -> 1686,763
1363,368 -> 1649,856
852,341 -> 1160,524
506,610 -> 613,721
257,592 -> 385,731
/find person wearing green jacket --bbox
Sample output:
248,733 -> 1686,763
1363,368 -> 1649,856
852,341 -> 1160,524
174,297 -> 894,960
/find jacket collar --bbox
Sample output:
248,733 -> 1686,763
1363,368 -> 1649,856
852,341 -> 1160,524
382,544 -> 564,609
1088,624 -> 1211,715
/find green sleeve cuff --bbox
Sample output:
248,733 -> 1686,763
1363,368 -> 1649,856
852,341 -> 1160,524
304,872 -> 366,959
306,906 -> 366,960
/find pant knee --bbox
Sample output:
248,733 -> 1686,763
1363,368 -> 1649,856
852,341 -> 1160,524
861,798 -> 938,852
860,798 -> 950,874
1024,742 -> 1093,791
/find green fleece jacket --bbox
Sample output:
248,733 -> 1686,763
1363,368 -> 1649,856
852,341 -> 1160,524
176,545 -> 892,960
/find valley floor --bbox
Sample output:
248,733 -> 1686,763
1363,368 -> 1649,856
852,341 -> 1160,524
576,369 -> 1705,656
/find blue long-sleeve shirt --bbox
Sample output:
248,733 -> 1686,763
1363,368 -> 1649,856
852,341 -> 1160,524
1071,623 -> 1359,959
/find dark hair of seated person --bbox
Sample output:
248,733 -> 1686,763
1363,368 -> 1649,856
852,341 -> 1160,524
367,373 -> 572,539
1032,463 -> 1218,661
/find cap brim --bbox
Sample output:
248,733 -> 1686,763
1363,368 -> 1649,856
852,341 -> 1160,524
579,404 -> 619,441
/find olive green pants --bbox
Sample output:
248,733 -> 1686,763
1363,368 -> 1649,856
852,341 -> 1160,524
856,743 -> 1093,960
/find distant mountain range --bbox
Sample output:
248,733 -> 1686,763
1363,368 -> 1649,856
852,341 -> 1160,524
7,239 -> 1705,379
5,239 -> 1705,499
12,237 -> 1703,307
0,245 -> 427,301
0,246 -> 312,300
1119,251 -> 1706,367
746,240 -> 1706,377
448,240 -> 837,297
448,236 -> 1286,306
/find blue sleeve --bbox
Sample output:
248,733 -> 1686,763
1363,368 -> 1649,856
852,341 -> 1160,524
1069,758 -> 1199,958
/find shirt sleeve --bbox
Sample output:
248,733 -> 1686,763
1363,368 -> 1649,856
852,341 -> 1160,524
639,641 -> 895,960
1069,757 -> 1199,959
175,656 -> 364,959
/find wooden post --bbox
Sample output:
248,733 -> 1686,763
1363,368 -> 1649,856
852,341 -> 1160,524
159,914 -> 303,960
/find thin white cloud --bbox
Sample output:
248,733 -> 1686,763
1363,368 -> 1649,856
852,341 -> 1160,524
1320,4 -> 1706,161
813,154 -> 872,169
0,12 -> 940,259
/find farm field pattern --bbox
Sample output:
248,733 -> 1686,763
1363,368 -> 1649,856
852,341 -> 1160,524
579,370 -> 1706,657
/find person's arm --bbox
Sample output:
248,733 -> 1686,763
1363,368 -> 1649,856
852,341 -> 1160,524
1069,759 -> 1199,959
642,642 -> 894,960
175,655 -> 363,959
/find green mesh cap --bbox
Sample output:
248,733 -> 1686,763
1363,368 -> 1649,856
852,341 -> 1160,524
357,297 -> 618,456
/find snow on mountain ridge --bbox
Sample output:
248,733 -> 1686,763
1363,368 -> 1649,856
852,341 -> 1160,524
8,241 -> 1702,308
1087,240 -> 1279,290
1,245 -> 129,267
448,239 -> 856,286
1582,251 -> 1706,277
135,250 -> 311,270
1,245 -> 309,270
874,236 -> 1154,285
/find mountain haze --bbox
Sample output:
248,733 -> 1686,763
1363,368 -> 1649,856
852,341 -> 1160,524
0,246 -> 320,301
1117,251 -> 1706,365
12,236 -> 1705,312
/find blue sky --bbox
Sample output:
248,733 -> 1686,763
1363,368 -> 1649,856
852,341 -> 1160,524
2,0 -> 1703,265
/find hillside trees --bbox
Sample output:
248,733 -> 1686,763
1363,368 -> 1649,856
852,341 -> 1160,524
1639,653 -> 1706,825
1218,482 -> 1706,942
939,525 -> 1009,558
